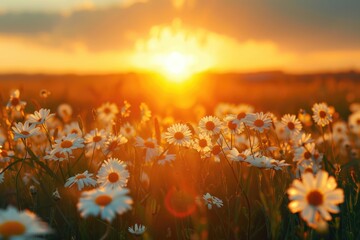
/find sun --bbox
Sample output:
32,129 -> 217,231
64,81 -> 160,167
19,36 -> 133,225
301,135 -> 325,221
161,51 -> 193,82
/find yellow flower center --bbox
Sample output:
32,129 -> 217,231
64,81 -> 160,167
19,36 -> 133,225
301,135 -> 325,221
93,136 -> 102,143
237,112 -> 246,120
174,132 -> 184,140
287,122 -> 295,130
306,190 -> 323,206
205,121 -> 215,131
254,119 -> 264,128
304,151 -> 312,160
61,140 -> 73,149
0,221 -> 26,237
11,98 -> 20,106
108,172 -> 119,183
212,145 -> 221,155
228,121 -> 237,130
198,139 -> 207,148
20,131 -> 30,136
319,111 -> 327,118
95,195 -> 112,206
103,108 -> 111,115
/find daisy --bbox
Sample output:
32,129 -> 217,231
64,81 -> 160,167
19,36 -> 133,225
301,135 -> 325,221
281,114 -> 302,136
0,148 -> 15,163
233,104 -> 255,124
245,112 -> 272,133
64,122 -> 83,137
97,102 -> 119,123
287,170 -> 344,227
51,133 -> 84,156
210,144 -> 222,162
164,123 -> 192,146
97,158 -> 130,189
273,160 -> 291,170
77,187 -> 133,222
223,114 -> 244,135
227,148 -> 251,162
0,206 -> 51,239
44,150 -> 68,162
135,137 -> 160,162
293,143 -> 322,163
27,108 -> 54,125
57,103 -> 73,122
128,224 -> 146,235
157,151 -> 176,165
192,133 -> 212,155
140,103 -> 151,123
348,111 -> 360,135
120,100 -> 131,118
84,128 -> 107,151
6,89 -> 26,111
199,116 -> 222,135
103,134 -> 128,155
203,193 -> 223,210
246,155 -> 276,169
312,103 -> 333,127
214,103 -> 237,118
120,122 -> 136,139
65,170 -> 97,191
12,121 -> 40,141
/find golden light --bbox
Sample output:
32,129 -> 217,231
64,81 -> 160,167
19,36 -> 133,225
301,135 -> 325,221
160,51 -> 194,82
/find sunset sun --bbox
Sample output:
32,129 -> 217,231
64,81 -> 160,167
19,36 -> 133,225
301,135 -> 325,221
161,51 -> 194,81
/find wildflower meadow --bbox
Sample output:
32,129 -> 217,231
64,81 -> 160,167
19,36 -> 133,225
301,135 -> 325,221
0,84 -> 360,240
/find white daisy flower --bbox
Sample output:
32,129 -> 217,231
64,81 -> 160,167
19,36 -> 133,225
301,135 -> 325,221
65,170 -> 97,191
128,223 -> 146,235
348,111 -> 360,135
6,89 -> 26,111
135,137 -> 160,162
0,148 -> 15,163
51,133 -> 84,156
199,116 -> 223,135
0,206 -> 51,239
103,134 -> 128,156
57,103 -> 73,122
27,108 -> 54,125
192,133 -> 212,155
287,170 -> 344,227
157,151 -> 176,165
97,102 -> 119,123
227,148 -> 251,162
312,103 -> 332,127
203,193 -> 223,210
12,121 -> 40,141
223,114 -> 245,135
64,122 -> 83,137
244,112 -> 272,133
120,122 -> 136,139
97,158 -> 130,189
164,123 -> 192,146
281,114 -> 302,136
77,187 -> 133,222
84,128 -> 107,151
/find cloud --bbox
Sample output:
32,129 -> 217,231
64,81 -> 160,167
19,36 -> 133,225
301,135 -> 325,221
0,0 -> 146,13
0,0 -> 359,53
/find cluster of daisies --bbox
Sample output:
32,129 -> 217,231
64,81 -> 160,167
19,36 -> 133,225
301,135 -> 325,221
0,88 -> 358,238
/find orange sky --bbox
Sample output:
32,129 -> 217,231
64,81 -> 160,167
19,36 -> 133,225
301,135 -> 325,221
0,0 -> 359,74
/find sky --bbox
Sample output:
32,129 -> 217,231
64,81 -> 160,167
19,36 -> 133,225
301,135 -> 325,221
0,0 -> 359,74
